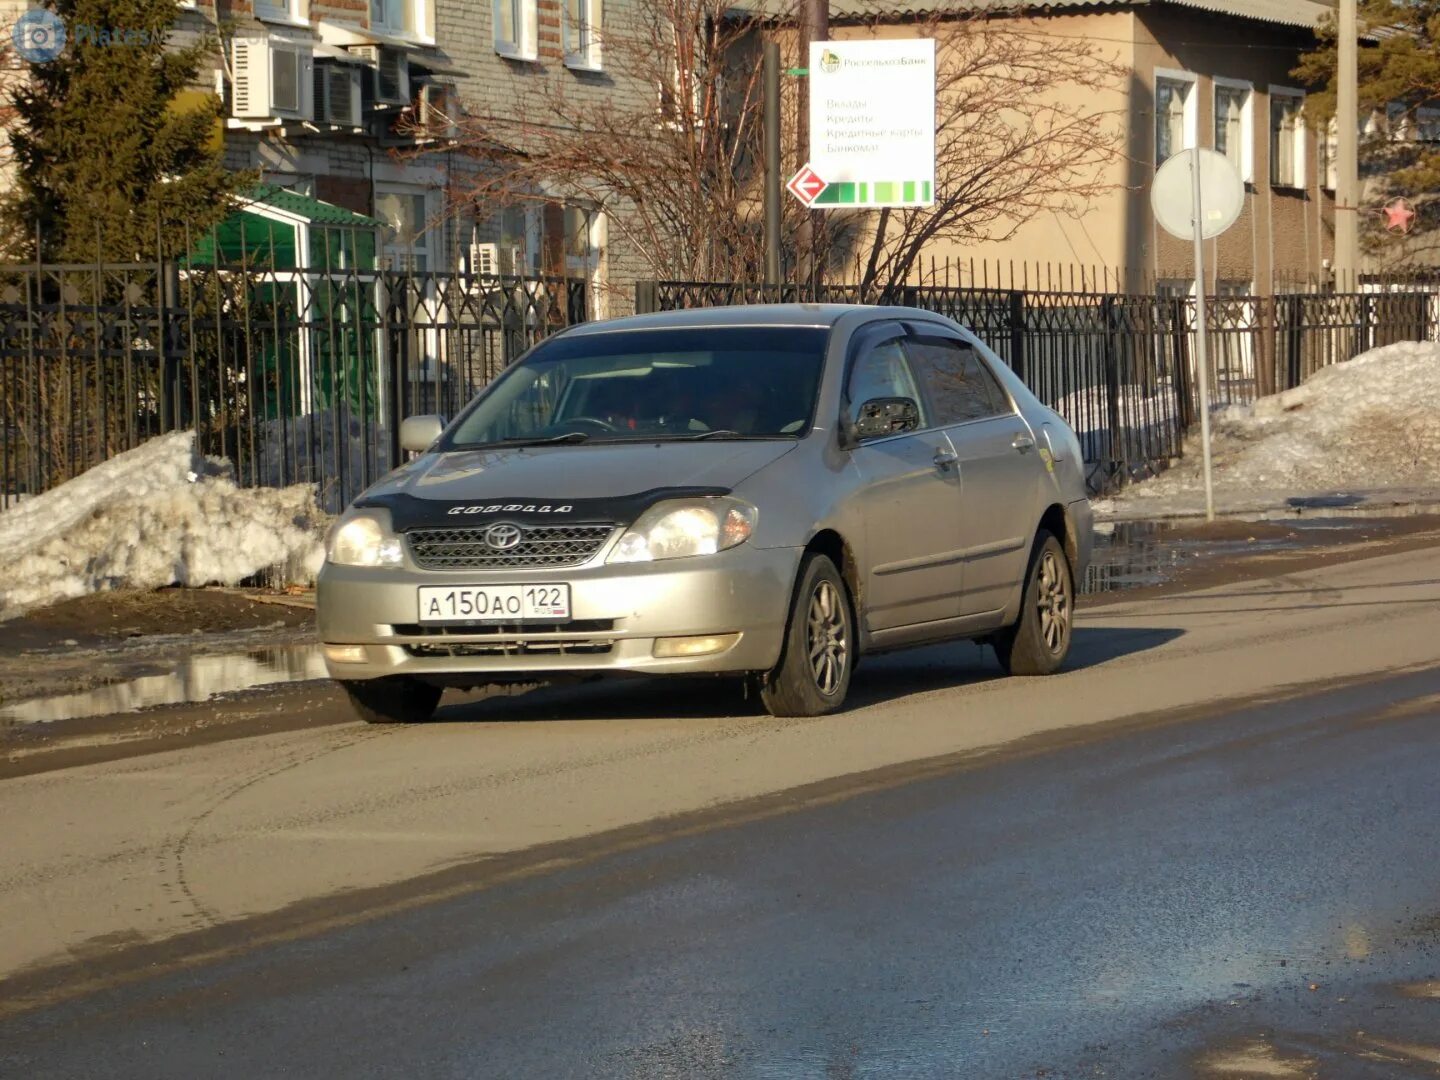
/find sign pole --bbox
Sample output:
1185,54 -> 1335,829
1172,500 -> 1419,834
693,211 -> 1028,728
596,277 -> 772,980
1189,151 -> 1217,522
763,41 -> 782,285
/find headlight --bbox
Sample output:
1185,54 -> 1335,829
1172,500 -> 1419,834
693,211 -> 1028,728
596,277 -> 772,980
608,497 -> 757,563
327,514 -> 404,567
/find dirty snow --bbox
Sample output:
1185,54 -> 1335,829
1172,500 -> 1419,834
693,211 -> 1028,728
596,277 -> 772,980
0,432 -> 328,620
1103,340 -> 1440,516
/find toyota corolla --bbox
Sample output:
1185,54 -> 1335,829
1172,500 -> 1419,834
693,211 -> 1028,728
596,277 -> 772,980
318,304 -> 1092,722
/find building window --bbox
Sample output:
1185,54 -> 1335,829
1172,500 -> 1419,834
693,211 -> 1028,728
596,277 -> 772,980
563,0 -> 601,70
256,0 -> 304,24
494,0 -> 538,60
1321,118 -> 1337,190
375,188 -> 433,270
1270,88 -> 1306,188
1155,71 -> 1196,165
371,0 -> 431,37
1214,80 -> 1253,182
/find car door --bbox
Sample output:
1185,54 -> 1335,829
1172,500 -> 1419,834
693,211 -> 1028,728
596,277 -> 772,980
844,322 -> 966,631
904,328 -> 1040,618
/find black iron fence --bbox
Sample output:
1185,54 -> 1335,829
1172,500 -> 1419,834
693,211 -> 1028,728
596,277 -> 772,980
0,262 -> 588,511
640,280 -> 1438,492
2,262 -> 1434,512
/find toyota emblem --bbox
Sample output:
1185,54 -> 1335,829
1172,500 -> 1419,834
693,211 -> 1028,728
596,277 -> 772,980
483,523 -> 523,551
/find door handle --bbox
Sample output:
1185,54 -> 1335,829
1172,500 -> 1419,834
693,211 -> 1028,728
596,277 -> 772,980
933,448 -> 958,469
1011,434 -> 1036,453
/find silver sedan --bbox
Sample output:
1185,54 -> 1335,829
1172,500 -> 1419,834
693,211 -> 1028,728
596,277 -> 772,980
318,304 -> 1092,722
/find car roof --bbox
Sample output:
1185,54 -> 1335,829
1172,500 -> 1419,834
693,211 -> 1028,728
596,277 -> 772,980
560,304 -> 950,336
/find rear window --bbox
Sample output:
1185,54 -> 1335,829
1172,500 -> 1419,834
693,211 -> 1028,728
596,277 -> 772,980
445,327 -> 829,447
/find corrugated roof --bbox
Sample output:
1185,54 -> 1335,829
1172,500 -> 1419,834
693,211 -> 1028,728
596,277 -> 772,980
242,185 -> 383,229
742,0 -> 1337,29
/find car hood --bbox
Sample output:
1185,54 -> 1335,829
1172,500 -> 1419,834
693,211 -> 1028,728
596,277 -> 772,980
360,440 -> 797,514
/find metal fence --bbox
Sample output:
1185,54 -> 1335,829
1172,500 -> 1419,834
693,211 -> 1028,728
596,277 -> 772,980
640,280 -> 1438,492
3,262 -> 1435,512
0,262 -> 588,511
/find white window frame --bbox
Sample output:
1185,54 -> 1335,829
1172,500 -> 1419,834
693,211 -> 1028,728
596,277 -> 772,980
1213,77 -> 1254,183
494,0 -> 538,61
375,184 -> 437,271
255,0 -> 307,29
562,0 -> 601,71
1321,117 -> 1338,191
1268,85 -> 1307,190
1154,68 -> 1198,166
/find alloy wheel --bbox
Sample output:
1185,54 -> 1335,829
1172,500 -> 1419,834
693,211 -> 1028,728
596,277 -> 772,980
1036,549 -> 1071,654
806,579 -> 848,696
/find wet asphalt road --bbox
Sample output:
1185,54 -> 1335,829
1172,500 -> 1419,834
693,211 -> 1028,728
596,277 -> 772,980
5,665 -> 1440,1078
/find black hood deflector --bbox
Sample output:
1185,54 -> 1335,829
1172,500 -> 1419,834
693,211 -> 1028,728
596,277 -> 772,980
355,486 -> 732,530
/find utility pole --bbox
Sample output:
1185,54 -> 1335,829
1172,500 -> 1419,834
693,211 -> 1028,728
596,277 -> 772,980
796,0 -> 829,286
1335,0 -> 1359,292
764,41 -> 782,284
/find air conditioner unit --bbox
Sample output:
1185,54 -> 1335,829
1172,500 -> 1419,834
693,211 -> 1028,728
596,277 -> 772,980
470,242 -> 500,280
350,44 -> 409,106
231,36 -> 312,121
314,63 -> 362,127
417,82 -> 459,139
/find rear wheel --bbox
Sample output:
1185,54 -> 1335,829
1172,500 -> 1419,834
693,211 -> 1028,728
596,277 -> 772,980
340,676 -> 442,724
992,532 -> 1073,676
760,554 -> 854,717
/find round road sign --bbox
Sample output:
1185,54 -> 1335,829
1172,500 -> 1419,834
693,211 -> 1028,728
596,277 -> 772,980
1151,148 -> 1246,241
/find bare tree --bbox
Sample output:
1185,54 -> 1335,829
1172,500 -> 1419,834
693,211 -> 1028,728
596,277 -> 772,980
451,1 -> 1124,299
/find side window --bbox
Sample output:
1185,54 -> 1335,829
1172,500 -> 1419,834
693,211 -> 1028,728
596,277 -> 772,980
846,337 -> 928,428
907,337 -> 1011,425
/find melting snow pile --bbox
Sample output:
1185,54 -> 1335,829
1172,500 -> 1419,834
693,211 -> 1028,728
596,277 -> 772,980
1111,340 -> 1440,509
0,432 -> 328,619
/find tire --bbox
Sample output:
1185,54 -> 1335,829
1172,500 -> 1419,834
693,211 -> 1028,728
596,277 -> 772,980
340,676 -> 443,724
992,532 -> 1074,677
759,554 -> 855,717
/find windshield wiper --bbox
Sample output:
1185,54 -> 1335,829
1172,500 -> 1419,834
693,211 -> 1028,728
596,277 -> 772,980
499,432 -> 592,447
673,429 -> 774,441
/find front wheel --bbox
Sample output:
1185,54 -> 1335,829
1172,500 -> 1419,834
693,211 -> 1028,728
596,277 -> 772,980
992,533 -> 1074,676
759,554 -> 855,717
340,676 -> 443,724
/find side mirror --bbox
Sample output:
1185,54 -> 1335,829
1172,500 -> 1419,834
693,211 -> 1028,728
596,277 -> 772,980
399,414 -> 445,454
851,397 -> 921,441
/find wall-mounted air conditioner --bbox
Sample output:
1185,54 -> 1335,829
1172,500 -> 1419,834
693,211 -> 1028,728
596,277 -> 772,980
314,63 -> 362,127
349,44 -> 410,106
232,36 -> 313,121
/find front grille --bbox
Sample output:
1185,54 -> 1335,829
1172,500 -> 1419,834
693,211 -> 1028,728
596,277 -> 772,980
391,620 -> 616,637
404,639 -> 615,658
406,524 -> 616,570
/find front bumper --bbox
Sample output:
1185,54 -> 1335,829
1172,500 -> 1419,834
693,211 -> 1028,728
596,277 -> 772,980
317,544 -> 802,683
1069,496 -> 1094,579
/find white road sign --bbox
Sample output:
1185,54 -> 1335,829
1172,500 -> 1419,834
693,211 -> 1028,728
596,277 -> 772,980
807,39 -> 936,209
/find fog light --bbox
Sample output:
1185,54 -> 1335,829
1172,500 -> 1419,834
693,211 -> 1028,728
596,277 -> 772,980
323,644 -> 369,664
652,633 -> 741,658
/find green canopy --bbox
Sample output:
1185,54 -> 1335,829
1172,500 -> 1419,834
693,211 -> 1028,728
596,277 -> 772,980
186,185 -> 382,271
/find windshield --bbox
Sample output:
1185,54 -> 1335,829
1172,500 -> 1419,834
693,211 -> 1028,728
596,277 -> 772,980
444,327 -> 829,448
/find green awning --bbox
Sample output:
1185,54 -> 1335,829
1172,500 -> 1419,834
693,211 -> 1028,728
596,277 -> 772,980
185,186 -> 382,270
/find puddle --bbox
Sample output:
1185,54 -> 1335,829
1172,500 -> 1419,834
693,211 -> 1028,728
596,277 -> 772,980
1080,520 -> 1360,594
0,644 -> 327,725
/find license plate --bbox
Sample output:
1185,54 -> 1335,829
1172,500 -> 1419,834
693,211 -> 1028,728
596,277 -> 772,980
417,584 -> 571,624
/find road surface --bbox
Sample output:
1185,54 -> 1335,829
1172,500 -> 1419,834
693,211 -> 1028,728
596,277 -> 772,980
2,543 -> 1439,1076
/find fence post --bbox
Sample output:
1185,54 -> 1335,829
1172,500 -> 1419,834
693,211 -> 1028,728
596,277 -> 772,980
1172,296 -> 1194,432
635,280 -> 658,315
568,278 -> 589,325
1358,292 -> 1373,356
160,259 -> 181,431
1285,295 -> 1304,390
1256,295 -> 1277,399
1008,290 -> 1027,385
388,279 -> 407,471
1101,295 -> 1125,483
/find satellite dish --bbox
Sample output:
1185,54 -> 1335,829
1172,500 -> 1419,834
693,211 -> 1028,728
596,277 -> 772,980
1151,148 -> 1245,241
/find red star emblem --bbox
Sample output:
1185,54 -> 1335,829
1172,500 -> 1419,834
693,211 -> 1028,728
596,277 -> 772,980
1383,197 -> 1416,233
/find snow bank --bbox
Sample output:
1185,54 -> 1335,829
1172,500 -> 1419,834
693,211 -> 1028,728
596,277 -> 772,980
0,432 -> 328,620
1109,340 -> 1440,511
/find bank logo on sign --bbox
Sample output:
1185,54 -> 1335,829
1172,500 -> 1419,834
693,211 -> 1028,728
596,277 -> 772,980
13,9 -> 66,63
819,49 -> 841,74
